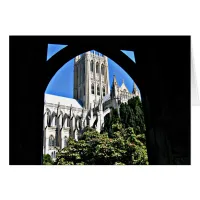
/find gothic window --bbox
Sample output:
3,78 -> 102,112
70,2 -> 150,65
67,117 -> 70,127
64,136 -> 68,147
63,114 -> 69,128
79,120 -> 82,129
96,62 -> 99,73
51,112 -> 56,126
123,89 -> 126,98
87,118 -> 89,126
47,115 -> 51,127
75,118 -> 79,129
46,110 -> 51,127
97,85 -> 100,96
59,112 -> 63,126
101,64 -> 104,75
90,60 -> 93,72
51,152 -> 53,158
103,86 -> 105,96
49,135 -> 55,147
84,85 -> 85,96
75,118 -> 77,129
91,83 -> 94,94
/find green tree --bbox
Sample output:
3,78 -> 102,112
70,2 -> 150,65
103,107 -> 120,136
52,96 -> 148,165
43,154 -> 53,165
120,96 -> 146,134
55,124 -> 148,165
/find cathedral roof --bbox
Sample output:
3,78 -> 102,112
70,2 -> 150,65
44,94 -> 83,108
103,93 -> 111,103
120,80 -> 129,92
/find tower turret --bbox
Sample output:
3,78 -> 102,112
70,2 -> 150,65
111,75 -> 119,99
132,82 -> 140,98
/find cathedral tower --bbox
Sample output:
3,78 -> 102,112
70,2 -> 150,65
74,51 -> 110,110
132,82 -> 140,98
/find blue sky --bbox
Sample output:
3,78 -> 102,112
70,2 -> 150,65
47,44 -> 68,60
45,45 -> 138,98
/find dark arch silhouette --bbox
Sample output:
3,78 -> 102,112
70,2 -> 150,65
10,36 -> 191,165
44,45 -> 140,93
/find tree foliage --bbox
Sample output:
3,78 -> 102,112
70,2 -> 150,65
103,107 -> 120,136
119,96 -> 146,134
43,154 -> 53,165
54,124 -> 148,165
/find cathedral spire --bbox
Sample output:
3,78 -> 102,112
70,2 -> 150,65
57,102 -> 60,115
112,75 -> 118,87
111,75 -> 118,99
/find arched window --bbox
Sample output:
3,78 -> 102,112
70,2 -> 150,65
51,152 -> 53,158
51,112 -> 56,126
47,115 -> 51,127
59,112 -> 63,126
63,114 -> 68,128
49,135 -> 54,147
75,118 -> 77,129
103,86 -> 105,96
91,83 -> 94,94
75,117 -> 80,129
78,119 -> 82,129
96,62 -> 99,73
90,60 -> 93,72
67,117 -> 70,127
97,85 -> 100,96
101,64 -> 104,75
87,116 -> 90,126
64,136 -> 68,147
47,109 -> 51,127
123,89 -> 126,98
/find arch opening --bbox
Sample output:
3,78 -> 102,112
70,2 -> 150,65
43,47 -> 148,165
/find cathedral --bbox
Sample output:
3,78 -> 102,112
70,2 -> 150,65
43,51 -> 140,159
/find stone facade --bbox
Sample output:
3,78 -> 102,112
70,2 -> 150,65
43,51 -> 140,159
